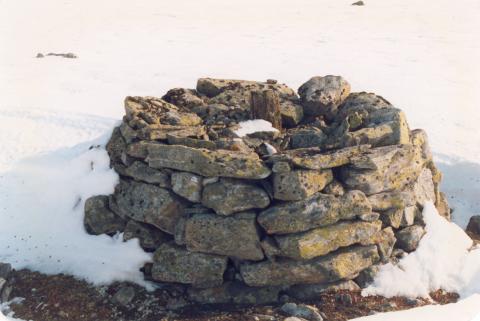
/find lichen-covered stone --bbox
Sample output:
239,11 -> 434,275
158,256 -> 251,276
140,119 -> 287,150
258,190 -> 372,234
339,109 -> 410,148
298,76 -> 351,119
185,212 -> 264,261
112,180 -> 184,234
201,178 -> 270,215
152,242 -> 227,288
123,220 -> 171,251
196,78 -> 295,101
273,169 -> 333,201
147,144 -> 271,179
281,100 -> 304,127
290,145 -> 371,170
171,172 -> 203,202
124,96 -> 202,126
240,245 -> 380,287
162,88 -> 205,109
275,221 -> 382,259
124,161 -> 170,187
323,180 -> 345,196
340,144 -> 425,195
138,124 -> 206,141
84,195 -> 126,235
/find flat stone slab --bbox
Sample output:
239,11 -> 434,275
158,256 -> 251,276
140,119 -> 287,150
185,212 -> 264,261
273,169 -> 333,201
112,180 -> 184,234
240,245 -> 379,287
147,144 -> 271,179
152,242 -> 227,288
258,190 -> 372,234
201,178 -> 270,215
275,220 -> 382,259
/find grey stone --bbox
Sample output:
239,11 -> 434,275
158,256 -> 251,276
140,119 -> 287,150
358,212 -> 380,222
147,144 -> 271,179
288,145 -> 371,170
185,212 -> 264,261
171,172 -> 203,202
298,75 -> 351,120
272,161 -> 291,173
290,128 -> 327,149
240,245 -> 380,287
162,88 -> 205,109
466,216 -> 480,238
287,280 -> 360,300
152,242 -> 227,288
355,265 -> 380,287
123,220 -> 170,251
396,225 -> 425,252
112,286 -> 136,307
281,303 -> 323,321
113,180 -> 185,234
0,263 -> 12,280
258,190 -> 372,234
187,282 -> 281,305
340,144 -> 426,195
201,178 -> 270,215
323,180 -> 345,196
124,161 -> 170,187
84,195 -> 126,235
273,169 -> 333,201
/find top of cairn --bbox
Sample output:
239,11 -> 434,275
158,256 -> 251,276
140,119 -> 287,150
84,76 -> 451,305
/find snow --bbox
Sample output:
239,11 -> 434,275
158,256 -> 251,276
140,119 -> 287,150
0,118 -> 151,285
351,294 -> 480,321
364,202 -> 480,299
234,119 -> 279,137
0,0 -> 480,319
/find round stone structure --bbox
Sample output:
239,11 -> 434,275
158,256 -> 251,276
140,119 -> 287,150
84,76 -> 450,305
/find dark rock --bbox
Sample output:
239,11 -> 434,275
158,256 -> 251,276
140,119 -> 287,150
152,242 -> 227,288
123,220 -> 171,251
466,216 -> 480,239
84,195 -> 126,235
287,280 -> 360,300
396,225 -> 425,252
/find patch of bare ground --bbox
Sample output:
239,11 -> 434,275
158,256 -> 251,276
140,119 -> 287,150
8,269 -> 458,321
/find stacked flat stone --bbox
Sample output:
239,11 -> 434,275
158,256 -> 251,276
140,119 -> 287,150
84,76 -> 450,304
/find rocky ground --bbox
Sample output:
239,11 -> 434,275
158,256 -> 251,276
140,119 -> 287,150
6,269 -> 459,321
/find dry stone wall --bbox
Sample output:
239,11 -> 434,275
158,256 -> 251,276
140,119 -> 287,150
84,76 -> 450,305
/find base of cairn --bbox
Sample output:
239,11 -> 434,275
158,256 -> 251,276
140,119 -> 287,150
84,76 -> 450,304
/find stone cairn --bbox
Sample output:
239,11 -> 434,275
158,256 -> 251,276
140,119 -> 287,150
84,76 -> 450,305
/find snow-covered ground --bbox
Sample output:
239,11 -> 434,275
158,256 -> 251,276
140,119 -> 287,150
1,0 -> 480,319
